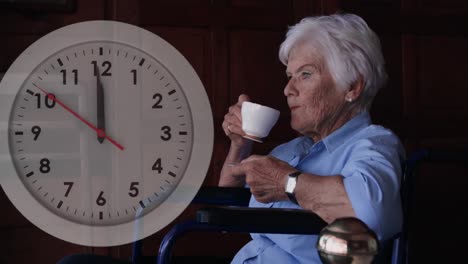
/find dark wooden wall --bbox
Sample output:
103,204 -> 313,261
0,0 -> 467,263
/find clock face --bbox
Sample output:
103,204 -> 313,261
0,21 -> 213,246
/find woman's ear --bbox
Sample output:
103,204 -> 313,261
345,75 -> 365,102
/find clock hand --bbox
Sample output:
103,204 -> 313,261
96,67 -> 106,144
34,85 -> 124,151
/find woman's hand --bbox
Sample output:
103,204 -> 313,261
230,155 -> 297,203
222,94 -> 252,149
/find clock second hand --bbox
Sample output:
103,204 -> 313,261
34,84 -> 124,151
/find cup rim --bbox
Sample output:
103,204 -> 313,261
242,101 -> 280,114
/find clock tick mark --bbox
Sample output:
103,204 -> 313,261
160,186 -> 165,191
168,89 -> 176,95
165,180 -> 170,184
15,131 -> 23,135
57,58 -> 63,66
20,106 -> 26,109
50,64 -> 55,70
99,47 -> 103,55
38,76 -> 43,80
66,206 -> 69,212
57,201 -> 63,209
91,49 -> 94,55
178,149 -> 184,152
180,141 -> 186,143
125,209 -> 129,215
139,58 -> 145,66
18,149 -> 24,152
174,165 -> 179,168
176,106 -> 182,110
32,180 -> 37,184
44,192 -> 48,197
24,165 -> 29,169
178,115 -> 184,118
23,98 -> 29,102
154,193 -> 159,197
147,64 -> 151,70
133,55 -> 136,61
74,52 -> 77,58
26,89 -> 34,95
66,56 -> 70,61
99,212 -> 103,220
44,70 -> 49,75
26,171 -> 34,177
165,83 -> 170,87
16,141 -> 22,143
125,52 -> 128,58
139,201 -> 146,208
38,186 -> 42,191
51,198 -> 55,203
177,157 -> 182,160
133,206 -> 136,212
154,70 -> 159,75
83,50 -> 86,56
159,76 -> 165,80
17,115 -> 23,118
117,50 -> 120,56
74,209 -> 77,215
19,157 -> 25,160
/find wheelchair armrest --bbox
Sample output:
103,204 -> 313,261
192,186 -> 251,206
196,206 -> 327,234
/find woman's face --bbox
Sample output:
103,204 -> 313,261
284,42 -> 348,140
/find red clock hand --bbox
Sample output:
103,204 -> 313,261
34,84 -> 124,151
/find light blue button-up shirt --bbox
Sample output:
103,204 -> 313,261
231,111 -> 405,264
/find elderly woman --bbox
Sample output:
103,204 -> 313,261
221,13 -> 404,263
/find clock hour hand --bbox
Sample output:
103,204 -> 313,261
96,67 -> 106,144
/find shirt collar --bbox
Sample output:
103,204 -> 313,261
321,111 -> 371,153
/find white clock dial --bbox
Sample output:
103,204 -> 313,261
0,21 -> 213,246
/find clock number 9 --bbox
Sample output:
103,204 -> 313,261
31,126 -> 41,141
160,126 -> 171,141
96,191 -> 106,206
91,61 -> 112,76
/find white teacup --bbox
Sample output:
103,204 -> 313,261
241,101 -> 280,142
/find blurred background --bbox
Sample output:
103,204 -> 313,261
0,0 -> 467,263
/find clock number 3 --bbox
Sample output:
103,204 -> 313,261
160,126 -> 171,141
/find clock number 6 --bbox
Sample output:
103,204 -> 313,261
96,191 -> 106,206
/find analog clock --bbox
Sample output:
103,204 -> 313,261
0,21 -> 213,246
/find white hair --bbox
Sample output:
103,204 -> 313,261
279,13 -> 387,111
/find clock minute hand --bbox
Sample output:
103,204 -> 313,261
34,85 -> 124,151
96,68 -> 106,143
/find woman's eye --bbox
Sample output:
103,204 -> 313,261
301,72 -> 312,79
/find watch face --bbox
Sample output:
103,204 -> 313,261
0,21 -> 213,246
9,41 -> 193,226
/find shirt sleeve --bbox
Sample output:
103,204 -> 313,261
341,133 -> 404,240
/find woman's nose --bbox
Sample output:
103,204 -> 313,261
284,78 -> 297,97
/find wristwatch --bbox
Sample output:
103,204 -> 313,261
285,171 -> 301,204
